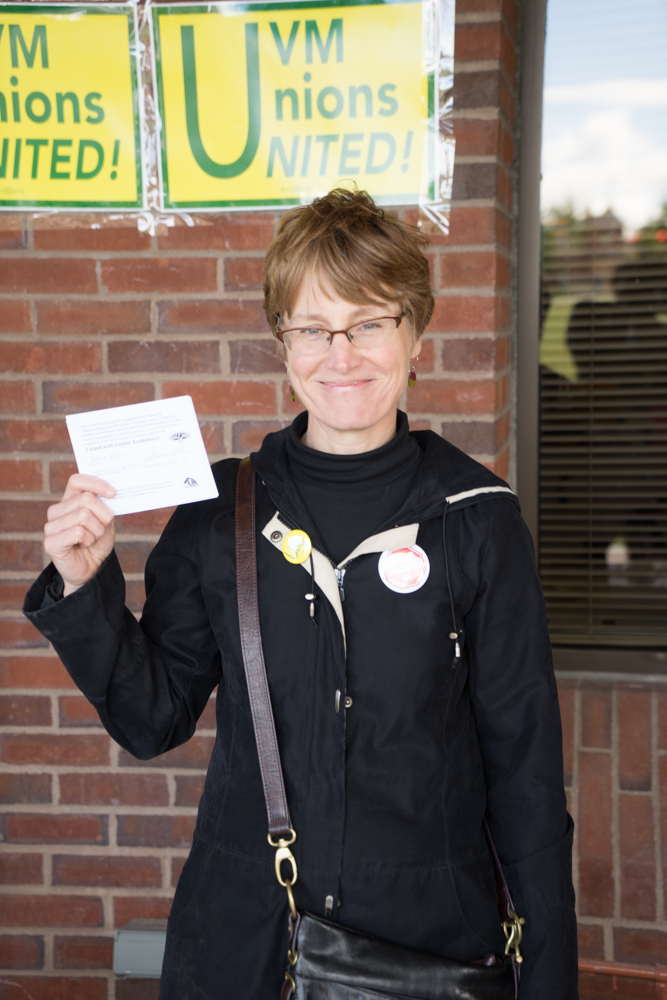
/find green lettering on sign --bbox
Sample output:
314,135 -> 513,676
181,23 -> 261,178
9,24 -> 49,68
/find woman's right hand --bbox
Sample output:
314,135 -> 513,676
44,474 -> 117,597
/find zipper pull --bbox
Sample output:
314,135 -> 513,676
449,631 -> 461,667
305,592 -> 318,625
335,567 -> 346,601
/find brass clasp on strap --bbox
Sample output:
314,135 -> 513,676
268,829 -> 298,921
502,910 -> 526,964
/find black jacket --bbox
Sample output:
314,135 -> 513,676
24,423 -> 578,999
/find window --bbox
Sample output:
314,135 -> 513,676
519,0 -> 667,653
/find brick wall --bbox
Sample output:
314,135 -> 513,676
5,1 -> 663,997
560,678 -> 667,997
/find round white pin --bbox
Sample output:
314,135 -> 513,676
378,545 -> 430,594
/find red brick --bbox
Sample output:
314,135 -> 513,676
53,855 -> 162,888
442,337 -> 495,371
408,378 -> 498,415
578,751 -> 614,917
0,460 -> 43,492
102,258 -> 216,294
54,935 -> 113,970
175,774 -> 206,808
0,655 -> 76,690
157,212 -> 274,250
428,296 -> 506,333
0,300 -> 31,333
162,380 -> 276,416
197,696 -> 217,731
415,339 -> 435,373
484,448 -> 509,479
0,343 -> 101,375
0,542 -> 41,574
157,299 -> 267,334
232,420 -> 285,452
0,579 -> 35,610
0,695 -> 51,726
43,381 -> 154,414
0,935 -> 44,969
116,979 -> 161,1000
0,773 -> 51,804
0,618 -> 49,649
581,686 -> 611,748
576,923 -> 605,960
49,460 -> 79,494
200,421 -> 227,454
439,420 -> 496,455
556,681 -> 575,786
36,300 -> 150,336
0,853 -> 43,885
0,978 -> 107,999
500,121 -> 514,167
452,162 -> 498,201
113,896 -> 172,928
660,757 -> 667,915
117,814 -> 196,849
229,339 -> 284,374
659,690 -> 667,748
33,214 -> 151,252
614,927 -> 667,966
619,793 -> 656,921
1,894 -> 103,928
0,214 -> 27,249
452,118 -> 500,158
126,580 -> 146,613
3,814 -> 107,845
0,500 -> 50,533
0,734 -> 109,766
0,259 -> 97,294
116,506 -> 175,535
441,251 -> 509,290
119,735 -> 213,770
108,340 -> 221,374
58,696 -> 101,728
59,772 -> 169,807
455,22 -> 503,61
0,381 -> 36,413
618,687 -> 652,791
171,857 -> 186,886
0,418 -> 72,453
224,257 -> 264,291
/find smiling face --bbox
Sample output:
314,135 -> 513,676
284,271 -> 422,454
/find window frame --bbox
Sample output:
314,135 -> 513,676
514,0 -> 667,676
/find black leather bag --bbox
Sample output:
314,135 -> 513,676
234,458 -> 523,1000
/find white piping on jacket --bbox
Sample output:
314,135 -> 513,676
261,514 -> 419,648
446,486 -> 515,505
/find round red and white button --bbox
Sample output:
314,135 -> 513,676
378,545 -> 430,594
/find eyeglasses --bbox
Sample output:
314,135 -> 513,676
277,312 -> 406,357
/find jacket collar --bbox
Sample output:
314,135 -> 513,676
250,412 -> 517,535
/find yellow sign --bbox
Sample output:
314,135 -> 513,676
0,3 -> 143,208
282,529 -> 312,565
151,0 -> 435,209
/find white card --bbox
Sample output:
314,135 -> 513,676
66,396 -> 219,516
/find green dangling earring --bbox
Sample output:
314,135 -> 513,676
289,381 -> 296,403
408,357 -> 418,389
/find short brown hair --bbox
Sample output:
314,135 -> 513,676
263,188 -> 434,345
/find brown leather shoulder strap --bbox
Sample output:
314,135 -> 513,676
235,457 -> 293,839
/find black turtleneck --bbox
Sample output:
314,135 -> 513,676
285,411 -> 422,564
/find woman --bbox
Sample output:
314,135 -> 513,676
24,189 -> 578,998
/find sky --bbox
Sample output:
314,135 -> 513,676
541,0 -> 667,232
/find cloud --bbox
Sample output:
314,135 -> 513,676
544,78 -> 667,107
541,107 -> 667,231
